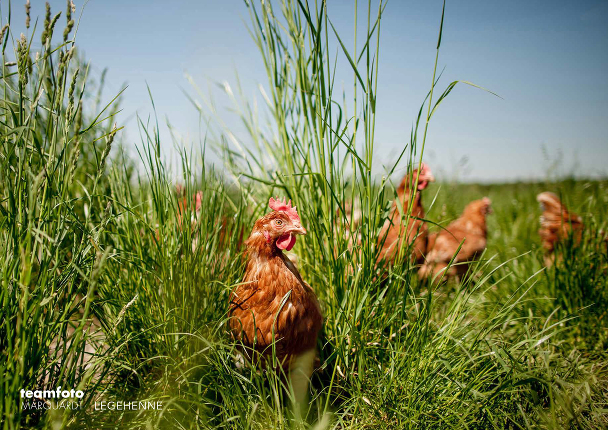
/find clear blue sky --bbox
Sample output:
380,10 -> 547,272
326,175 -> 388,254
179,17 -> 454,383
11,0 -> 608,182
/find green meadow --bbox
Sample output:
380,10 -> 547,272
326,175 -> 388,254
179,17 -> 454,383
1,1 -> 606,429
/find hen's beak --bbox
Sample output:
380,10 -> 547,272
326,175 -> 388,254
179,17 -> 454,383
289,223 -> 307,235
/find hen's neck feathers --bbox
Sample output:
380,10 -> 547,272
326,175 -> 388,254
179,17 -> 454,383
396,177 -> 422,211
244,230 -> 306,289
245,231 -> 281,259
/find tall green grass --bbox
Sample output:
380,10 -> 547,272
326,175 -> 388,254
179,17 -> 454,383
0,1 -> 122,428
1,1 -> 607,429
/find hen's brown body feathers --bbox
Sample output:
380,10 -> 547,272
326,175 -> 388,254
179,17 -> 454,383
420,198 -> 492,279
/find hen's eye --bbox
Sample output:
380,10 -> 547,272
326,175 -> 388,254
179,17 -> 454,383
275,219 -> 283,226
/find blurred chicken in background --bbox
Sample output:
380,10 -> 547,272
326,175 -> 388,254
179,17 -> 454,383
419,197 -> 492,280
379,162 -> 435,264
536,192 -> 584,266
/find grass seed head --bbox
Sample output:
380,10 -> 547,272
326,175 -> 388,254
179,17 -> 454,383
17,33 -> 30,86
0,24 -> 8,44
46,11 -> 62,49
25,1 -> 31,29
67,68 -> 79,120
99,125 -> 117,172
64,0 -> 74,42
41,3 -> 51,45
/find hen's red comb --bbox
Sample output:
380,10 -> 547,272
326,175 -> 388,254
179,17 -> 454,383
269,197 -> 300,222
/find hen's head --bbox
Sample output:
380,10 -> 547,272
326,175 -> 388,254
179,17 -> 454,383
537,191 -> 582,226
465,197 -> 493,217
249,197 -> 306,252
536,192 -> 568,215
399,162 -> 435,193
415,163 -> 436,190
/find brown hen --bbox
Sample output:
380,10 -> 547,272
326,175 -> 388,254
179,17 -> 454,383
175,186 -> 202,228
419,197 -> 492,280
379,162 -> 435,263
537,192 -> 584,266
173,185 -> 245,253
229,197 -> 322,400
